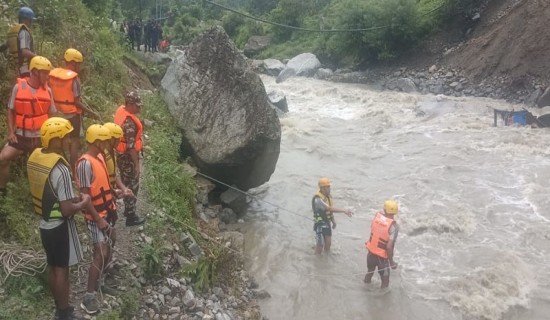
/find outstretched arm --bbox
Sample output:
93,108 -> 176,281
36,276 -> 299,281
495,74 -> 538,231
327,206 -> 353,217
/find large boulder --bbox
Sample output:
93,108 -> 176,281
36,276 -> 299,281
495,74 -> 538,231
161,26 -> 281,190
267,90 -> 288,113
537,86 -> 550,107
262,59 -> 285,76
244,35 -> 271,57
276,53 -> 321,83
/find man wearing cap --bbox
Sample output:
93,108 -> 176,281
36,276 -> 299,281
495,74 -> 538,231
7,6 -> 36,78
0,56 -> 57,196
114,92 -> 145,226
49,48 -> 100,169
312,178 -> 352,255
364,200 -> 399,288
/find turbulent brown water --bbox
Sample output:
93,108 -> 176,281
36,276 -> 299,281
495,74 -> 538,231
242,75 -> 550,320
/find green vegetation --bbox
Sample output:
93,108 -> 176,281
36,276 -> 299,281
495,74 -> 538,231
0,0 -> 131,317
117,0 -> 481,67
181,245 -> 235,292
0,273 -> 50,320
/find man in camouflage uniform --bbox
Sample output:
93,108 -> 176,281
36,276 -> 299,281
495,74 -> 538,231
114,92 -> 145,226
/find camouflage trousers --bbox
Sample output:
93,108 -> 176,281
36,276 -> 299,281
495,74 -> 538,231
117,154 -> 139,217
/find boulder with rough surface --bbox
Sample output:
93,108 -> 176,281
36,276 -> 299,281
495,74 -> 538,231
267,90 -> 288,113
161,26 -> 281,190
537,86 -> 550,107
276,53 -> 321,83
262,59 -> 285,76
244,35 -> 271,57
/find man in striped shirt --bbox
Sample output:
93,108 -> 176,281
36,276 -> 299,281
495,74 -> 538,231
76,124 -> 117,315
27,117 -> 91,320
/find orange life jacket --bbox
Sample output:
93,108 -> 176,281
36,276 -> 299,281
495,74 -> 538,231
14,78 -> 51,131
48,68 -> 81,114
366,212 -> 394,259
114,105 -> 143,153
76,154 -> 114,221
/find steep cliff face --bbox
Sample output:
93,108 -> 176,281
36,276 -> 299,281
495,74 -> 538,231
445,0 -> 550,84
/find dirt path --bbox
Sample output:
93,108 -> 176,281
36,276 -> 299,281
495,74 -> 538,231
71,208 -> 141,319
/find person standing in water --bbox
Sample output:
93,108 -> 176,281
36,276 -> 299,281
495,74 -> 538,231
311,178 -> 352,255
364,200 -> 399,288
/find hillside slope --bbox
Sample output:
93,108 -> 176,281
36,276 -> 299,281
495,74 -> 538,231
445,0 -> 550,84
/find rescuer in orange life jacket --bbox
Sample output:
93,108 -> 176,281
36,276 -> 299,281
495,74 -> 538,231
49,48 -> 100,170
0,56 -> 57,196
364,200 -> 399,288
76,124 -> 118,314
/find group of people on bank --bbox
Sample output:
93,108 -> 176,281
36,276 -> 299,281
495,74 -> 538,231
119,18 -> 169,53
4,6 -> 145,320
5,6 -> 399,319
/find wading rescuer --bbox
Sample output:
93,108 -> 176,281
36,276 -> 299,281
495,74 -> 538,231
364,200 -> 399,288
76,125 -> 118,315
27,117 -> 92,320
49,48 -> 100,169
7,6 -> 36,78
312,178 -> 352,255
0,56 -> 56,196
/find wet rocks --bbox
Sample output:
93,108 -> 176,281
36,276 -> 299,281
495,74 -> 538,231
276,53 -> 321,83
267,90 -> 288,113
140,277 -> 241,319
370,65 -> 546,104
262,59 -> 285,77
536,86 -> 550,107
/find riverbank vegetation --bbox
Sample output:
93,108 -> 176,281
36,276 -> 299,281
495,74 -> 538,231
145,0 -> 481,67
0,0 -> 198,318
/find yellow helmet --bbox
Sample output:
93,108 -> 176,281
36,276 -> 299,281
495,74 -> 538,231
318,177 -> 331,187
103,122 -> 123,139
30,56 -> 53,71
383,200 -> 398,215
85,124 -> 111,144
64,48 -> 83,63
40,117 -> 73,148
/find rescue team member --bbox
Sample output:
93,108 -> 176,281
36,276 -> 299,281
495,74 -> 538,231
76,124 -> 117,315
114,92 -> 145,226
0,56 -> 56,196
7,6 -> 36,78
27,117 -> 92,320
312,178 -> 352,255
49,48 -> 100,169
103,122 -> 134,197
364,200 -> 399,289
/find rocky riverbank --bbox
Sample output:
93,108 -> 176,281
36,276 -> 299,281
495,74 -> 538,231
253,54 -> 550,108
